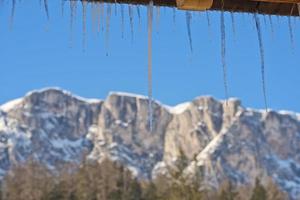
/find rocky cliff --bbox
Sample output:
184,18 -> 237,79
0,88 -> 299,199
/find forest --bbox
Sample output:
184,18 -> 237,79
0,156 -> 288,200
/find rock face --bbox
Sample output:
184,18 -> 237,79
0,88 -> 300,199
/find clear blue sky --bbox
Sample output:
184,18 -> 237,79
0,0 -> 299,111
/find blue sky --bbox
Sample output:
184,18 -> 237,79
0,0 -> 300,111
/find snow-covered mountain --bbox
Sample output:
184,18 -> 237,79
0,88 -> 300,199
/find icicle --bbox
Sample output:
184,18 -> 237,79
268,15 -> 274,37
114,0 -> 117,16
288,16 -> 294,50
69,1 -> 77,48
61,0 -> 64,17
263,14 -> 267,27
82,1 -> 87,52
156,6 -> 160,32
206,11 -> 212,39
206,11 -> 211,28
147,0 -> 154,132
221,11 -> 228,101
230,12 -> 236,38
105,4 -> 112,56
137,6 -> 141,29
121,4 -> 125,38
254,13 -> 268,112
9,0 -> 16,30
186,11 -> 193,53
128,5 -> 134,43
297,3 -> 300,16
44,0 -> 49,20
100,3 -> 105,32
172,8 -> 176,27
91,3 -> 97,33
96,3 -> 101,34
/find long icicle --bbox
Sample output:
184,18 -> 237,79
230,12 -> 236,37
82,1 -> 87,52
69,1 -> 77,48
128,5 -> 134,43
148,0 -> 154,132
206,11 -> 212,40
221,11 -> 229,101
121,4 -> 125,38
254,13 -> 268,112
106,4 -> 112,56
186,11 -> 193,53
287,16 -> 294,50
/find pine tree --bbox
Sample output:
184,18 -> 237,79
250,178 -> 267,200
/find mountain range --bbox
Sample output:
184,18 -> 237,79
0,88 -> 299,199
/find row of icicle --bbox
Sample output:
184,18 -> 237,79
4,0 -> 300,130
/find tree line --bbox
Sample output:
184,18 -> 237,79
0,157 -> 288,200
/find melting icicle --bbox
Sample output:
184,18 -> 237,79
82,1 -> 87,52
121,4 -> 125,38
254,13 -> 268,112
9,0 -> 16,30
185,11 -> 193,53
128,5 -> 134,43
44,0 -> 50,20
105,4 -> 112,56
230,12 -> 236,37
221,11 -> 229,101
147,0 -> 154,132
298,3 -> 300,16
288,17 -> 294,50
